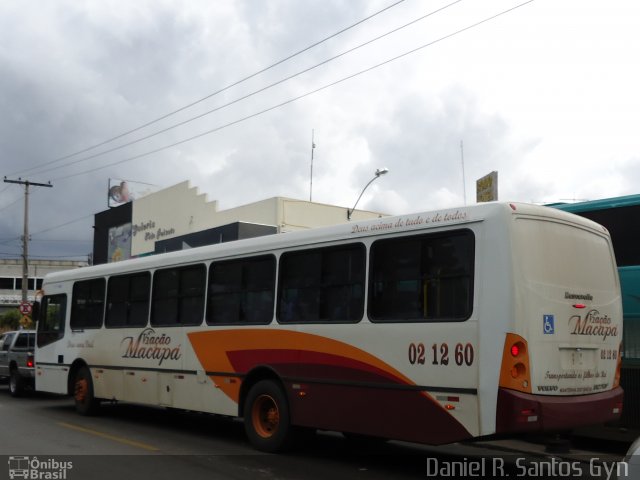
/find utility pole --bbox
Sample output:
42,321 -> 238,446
3,177 -> 53,302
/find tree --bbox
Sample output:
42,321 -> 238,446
0,309 -> 22,331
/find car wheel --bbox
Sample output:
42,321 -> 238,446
9,369 -> 24,397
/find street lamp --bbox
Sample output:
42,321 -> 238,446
347,168 -> 389,220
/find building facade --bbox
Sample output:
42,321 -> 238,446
93,181 -> 387,265
0,259 -> 87,313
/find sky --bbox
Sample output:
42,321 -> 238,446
1,0 -> 639,261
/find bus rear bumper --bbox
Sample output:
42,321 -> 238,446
496,387 -> 624,434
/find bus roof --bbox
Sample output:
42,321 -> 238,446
42,201 -> 604,283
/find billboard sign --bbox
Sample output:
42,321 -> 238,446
108,179 -> 158,207
108,223 -> 132,263
476,171 -> 498,203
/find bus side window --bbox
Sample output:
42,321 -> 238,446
277,243 -> 365,324
151,264 -> 206,327
106,272 -> 150,328
369,230 -> 474,323
206,255 -> 276,325
71,278 -> 106,330
37,294 -> 67,348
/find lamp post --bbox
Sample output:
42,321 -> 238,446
347,168 -> 389,220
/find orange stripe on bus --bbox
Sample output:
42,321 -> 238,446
188,329 -> 423,404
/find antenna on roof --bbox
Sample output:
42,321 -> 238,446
309,129 -> 316,202
460,140 -> 467,205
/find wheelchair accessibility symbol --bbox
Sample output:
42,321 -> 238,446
543,315 -> 555,334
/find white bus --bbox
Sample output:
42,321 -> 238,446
34,202 -> 623,452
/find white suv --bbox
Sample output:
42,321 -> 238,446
0,330 -> 36,396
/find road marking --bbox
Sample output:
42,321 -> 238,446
58,422 -> 160,452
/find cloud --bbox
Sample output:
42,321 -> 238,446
1,0 -> 639,260
355,85 -> 521,212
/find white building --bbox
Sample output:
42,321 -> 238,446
95,181 -> 387,264
0,259 -> 87,312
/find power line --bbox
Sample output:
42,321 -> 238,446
7,0 -> 407,179
12,0 -> 535,242
0,238 -> 21,247
29,0 -> 464,179
30,239 -> 93,243
0,183 -> 24,212
0,195 -> 23,213
30,213 -> 93,236
51,0 -> 536,183
1,211 -> 93,242
28,253 -> 90,260
0,252 -> 89,260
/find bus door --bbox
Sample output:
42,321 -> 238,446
35,293 -> 69,394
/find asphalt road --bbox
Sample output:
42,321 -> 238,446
0,384 -> 631,480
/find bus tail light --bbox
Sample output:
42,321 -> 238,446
510,362 -> 526,378
499,333 -> 532,394
520,408 -> 538,423
436,395 -> 460,411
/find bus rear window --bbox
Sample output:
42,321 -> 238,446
369,230 -> 474,322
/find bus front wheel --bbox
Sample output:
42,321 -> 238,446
243,380 -> 292,452
73,365 -> 100,415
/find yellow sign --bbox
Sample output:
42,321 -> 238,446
476,171 -> 498,203
19,315 -> 33,329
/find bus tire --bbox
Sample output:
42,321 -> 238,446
9,369 -> 24,397
243,380 -> 292,452
73,366 -> 100,415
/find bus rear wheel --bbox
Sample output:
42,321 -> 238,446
73,365 -> 100,415
243,380 -> 292,452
